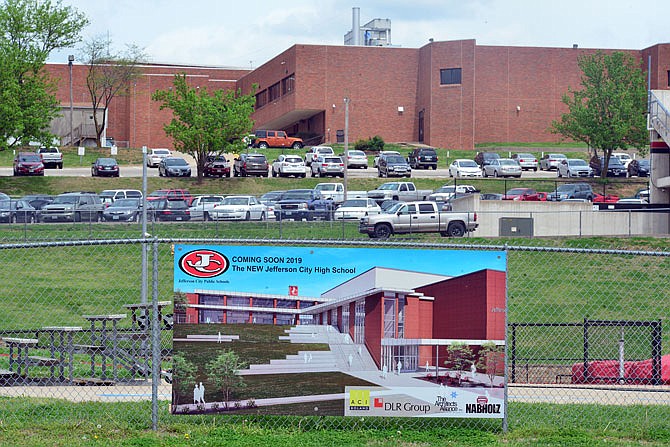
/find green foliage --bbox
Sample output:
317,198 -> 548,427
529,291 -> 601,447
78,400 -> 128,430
476,342 -> 505,387
354,135 -> 385,152
171,353 -> 197,405
551,51 -> 648,176
152,74 -> 256,181
205,350 -> 247,406
445,342 -> 474,384
0,0 -> 88,151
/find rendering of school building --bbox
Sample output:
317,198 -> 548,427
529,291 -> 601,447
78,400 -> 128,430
181,267 -> 506,372
45,39 -> 670,151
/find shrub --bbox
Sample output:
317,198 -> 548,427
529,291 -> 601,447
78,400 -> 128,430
354,135 -> 385,152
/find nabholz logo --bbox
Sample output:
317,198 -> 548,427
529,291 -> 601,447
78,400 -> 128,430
179,250 -> 229,278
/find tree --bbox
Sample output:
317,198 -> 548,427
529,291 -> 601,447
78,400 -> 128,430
152,74 -> 256,182
80,35 -> 145,147
444,342 -> 474,385
171,353 -> 197,407
551,51 -> 648,177
205,350 -> 247,408
475,342 -> 505,387
0,0 -> 88,151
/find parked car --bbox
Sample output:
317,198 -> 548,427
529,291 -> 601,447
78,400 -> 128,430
251,130 -> 303,149
13,152 -> 44,176
188,195 -> 226,220
511,153 -> 538,171
310,155 -> 345,178
304,146 -> 335,166
259,190 -> 286,219
334,198 -> 382,220
272,154 -> 306,177
0,199 -> 38,223
274,189 -> 335,221
208,195 -> 267,221
203,155 -> 231,177
480,193 -> 503,200
592,193 -> 620,204
547,183 -> 594,201
591,156 -> 627,177
159,157 -> 191,177
148,198 -> 191,221
21,194 -> 54,210
627,159 -> 650,177
39,192 -> 103,222
407,147 -> 438,170
147,189 -> 193,205
377,153 -> 411,177
146,148 -> 171,167
102,198 -> 143,222
448,159 -> 482,178
373,150 -> 400,168
99,189 -> 143,203
429,185 -> 478,202
557,159 -> 593,178
36,146 -> 63,169
341,150 -> 369,169
539,153 -> 567,170
612,152 -> 633,169
91,157 -> 120,177
482,158 -> 522,178
502,187 -> 537,200
474,152 -> 500,168
233,153 -> 269,177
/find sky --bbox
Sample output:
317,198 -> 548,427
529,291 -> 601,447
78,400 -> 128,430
48,0 -> 670,69
173,245 -> 506,297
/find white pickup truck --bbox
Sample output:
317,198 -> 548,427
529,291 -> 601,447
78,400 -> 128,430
367,182 -> 432,203
314,182 -> 367,205
358,201 -> 477,238
36,146 -> 63,169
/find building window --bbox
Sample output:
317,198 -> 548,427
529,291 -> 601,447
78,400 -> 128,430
667,70 -> 670,87
440,68 -> 462,85
282,74 -> 295,95
255,90 -> 267,109
268,82 -> 281,102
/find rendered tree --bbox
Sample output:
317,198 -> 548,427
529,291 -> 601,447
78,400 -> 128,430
0,0 -> 88,151
551,51 -> 648,177
475,342 -> 505,387
171,353 -> 197,407
80,35 -> 145,147
444,342 -> 474,385
152,74 -> 255,182
205,350 -> 247,408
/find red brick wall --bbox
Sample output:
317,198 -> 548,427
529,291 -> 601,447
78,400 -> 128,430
364,293 -> 383,367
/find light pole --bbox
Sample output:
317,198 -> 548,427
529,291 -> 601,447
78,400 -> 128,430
68,55 -> 74,146
343,97 -> 350,201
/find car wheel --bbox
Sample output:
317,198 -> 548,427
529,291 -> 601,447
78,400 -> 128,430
311,169 -> 316,177
449,170 -> 453,177
483,169 -> 488,178
292,142 -> 302,149
258,142 -> 269,149
557,169 -> 562,178
245,211 -> 251,221
373,223 -> 392,239
301,173 -> 306,178
74,212 -> 81,222
494,170 -> 499,178
445,222 -> 466,237
378,169 -> 383,177
272,169 -> 276,177
260,211 -> 266,221
58,163 -> 63,169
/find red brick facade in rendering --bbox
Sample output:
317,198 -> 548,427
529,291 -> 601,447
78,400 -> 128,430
46,40 -> 670,150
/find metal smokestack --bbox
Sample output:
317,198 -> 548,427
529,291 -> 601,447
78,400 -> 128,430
352,7 -> 361,46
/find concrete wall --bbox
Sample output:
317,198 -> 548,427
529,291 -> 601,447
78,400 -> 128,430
451,195 -> 667,237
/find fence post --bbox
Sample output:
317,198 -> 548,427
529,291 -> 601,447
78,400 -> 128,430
151,238 -> 160,431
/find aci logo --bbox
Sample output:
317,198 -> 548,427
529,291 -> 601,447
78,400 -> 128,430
349,389 -> 370,411
179,250 -> 229,278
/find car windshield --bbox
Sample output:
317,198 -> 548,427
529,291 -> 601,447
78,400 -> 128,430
19,154 -> 41,162
246,156 -> 266,162
516,153 -> 534,158
223,197 -> 250,206
97,158 -> 116,165
569,159 -> 588,166
348,151 -> 365,156
198,196 -> 223,204
499,159 -> 517,165
53,195 -> 78,204
261,191 -> 284,201
638,159 -> 650,167
323,157 -> 341,163
149,191 -> 168,198
341,199 -> 367,208
458,160 -> 478,167
207,156 -> 226,163
111,199 -> 139,208
282,191 -> 312,200
556,185 -> 577,192
166,200 -> 187,209
484,153 -> 500,159
166,158 -> 188,166
316,148 -> 333,154
378,183 -> 401,190
284,156 -> 302,163
315,184 -> 336,191
609,158 -> 624,167
506,188 -> 533,195
40,147 -> 58,153
435,186 -> 456,193
384,203 -> 405,214
386,156 -> 406,163
153,150 -> 170,155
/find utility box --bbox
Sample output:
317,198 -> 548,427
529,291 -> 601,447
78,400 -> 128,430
499,217 -> 534,237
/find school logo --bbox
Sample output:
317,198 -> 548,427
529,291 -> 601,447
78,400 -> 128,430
349,389 -> 370,411
179,250 -> 229,278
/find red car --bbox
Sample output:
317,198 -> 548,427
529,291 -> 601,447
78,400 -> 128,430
502,187 -> 537,200
592,193 -> 620,203
13,152 -> 45,176
203,155 -> 231,177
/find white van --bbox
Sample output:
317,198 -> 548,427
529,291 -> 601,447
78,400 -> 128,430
100,189 -> 143,204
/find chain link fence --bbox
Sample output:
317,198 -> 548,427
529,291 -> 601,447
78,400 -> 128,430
0,230 -> 668,432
